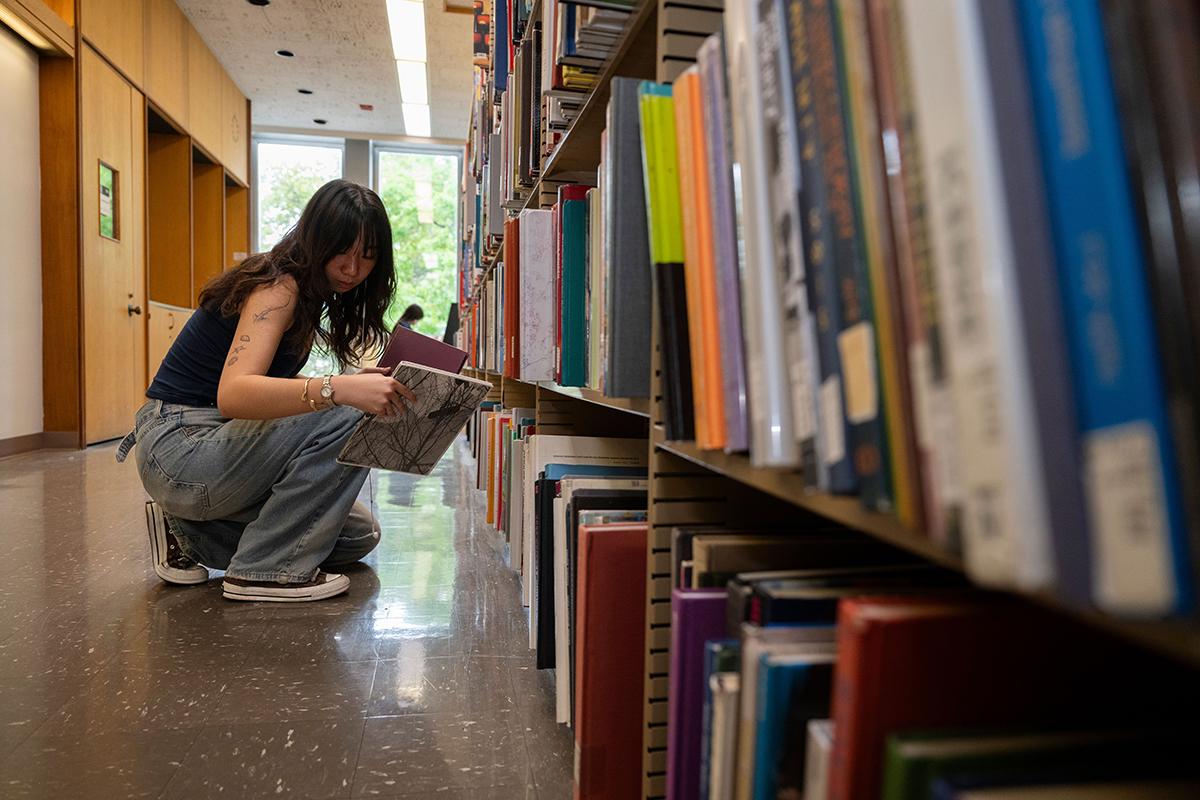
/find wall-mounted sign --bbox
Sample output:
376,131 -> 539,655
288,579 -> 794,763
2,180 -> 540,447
99,161 -> 119,240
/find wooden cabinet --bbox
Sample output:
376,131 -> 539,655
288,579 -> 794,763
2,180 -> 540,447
144,0 -> 189,129
222,72 -> 249,186
225,181 -> 250,268
147,302 -> 193,380
187,24 -> 222,158
147,128 -> 192,308
80,46 -> 146,444
79,0 -> 144,87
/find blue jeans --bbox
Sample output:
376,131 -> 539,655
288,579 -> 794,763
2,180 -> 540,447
119,400 -> 379,583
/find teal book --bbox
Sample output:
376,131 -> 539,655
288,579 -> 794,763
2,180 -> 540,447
751,652 -> 835,800
560,198 -> 589,386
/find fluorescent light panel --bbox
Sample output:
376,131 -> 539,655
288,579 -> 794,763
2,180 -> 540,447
396,60 -> 428,105
386,0 -> 427,61
403,103 -> 431,137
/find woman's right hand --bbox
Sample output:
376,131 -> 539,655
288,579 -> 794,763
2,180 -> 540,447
331,369 -> 416,417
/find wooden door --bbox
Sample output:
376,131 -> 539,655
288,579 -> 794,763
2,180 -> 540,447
81,46 -> 147,444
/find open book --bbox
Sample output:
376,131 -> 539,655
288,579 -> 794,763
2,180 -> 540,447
336,362 -> 491,474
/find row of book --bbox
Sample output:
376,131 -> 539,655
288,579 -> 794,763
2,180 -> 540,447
458,0 -> 1200,619
463,408 -> 1200,800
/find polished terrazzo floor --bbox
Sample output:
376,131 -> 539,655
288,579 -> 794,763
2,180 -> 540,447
0,438 -> 572,799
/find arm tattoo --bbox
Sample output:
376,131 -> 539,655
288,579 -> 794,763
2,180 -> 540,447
252,302 -> 289,323
226,356 -> 239,366
239,334 -> 250,341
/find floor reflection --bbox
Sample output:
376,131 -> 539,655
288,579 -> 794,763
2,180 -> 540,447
0,437 -> 572,799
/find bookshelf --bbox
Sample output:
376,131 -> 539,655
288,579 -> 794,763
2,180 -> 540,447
461,2 -> 1200,798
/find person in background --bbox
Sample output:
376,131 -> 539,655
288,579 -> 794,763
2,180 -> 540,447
398,303 -> 424,331
117,179 -> 415,603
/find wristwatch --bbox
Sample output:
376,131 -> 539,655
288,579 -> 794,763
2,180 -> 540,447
321,375 -> 337,406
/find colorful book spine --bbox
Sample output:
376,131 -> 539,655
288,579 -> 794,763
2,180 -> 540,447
1015,0 -> 1193,615
560,197 -> 588,386
783,0 -> 856,491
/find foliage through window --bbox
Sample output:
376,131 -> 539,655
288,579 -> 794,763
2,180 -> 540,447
256,141 -> 344,251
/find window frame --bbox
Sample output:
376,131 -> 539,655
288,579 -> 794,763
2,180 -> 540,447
250,133 -> 347,252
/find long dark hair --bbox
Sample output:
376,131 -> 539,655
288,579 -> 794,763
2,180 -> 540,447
198,179 -> 395,368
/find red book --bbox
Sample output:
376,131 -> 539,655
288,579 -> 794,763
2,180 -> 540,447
503,218 -> 521,377
574,522 -> 648,800
828,596 -> 1191,800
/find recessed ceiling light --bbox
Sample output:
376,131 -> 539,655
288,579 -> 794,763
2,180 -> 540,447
313,119 -> 327,125
247,0 -> 270,6
396,60 -> 429,105
402,103 -> 431,137
386,0 -> 427,61
276,49 -> 294,58
297,88 -> 313,94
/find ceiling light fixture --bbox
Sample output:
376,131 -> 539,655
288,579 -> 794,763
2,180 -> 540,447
0,5 -> 52,50
247,0 -> 270,6
313,118 -> 327,125
396,60 -> 429,105
385,0 -> 427,61
298,88 -> 313,94
276,49 -> 294,57
402,103 -> 431,137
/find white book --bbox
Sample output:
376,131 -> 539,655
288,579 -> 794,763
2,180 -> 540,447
724,0 -> 799,468
803,719 -> 833,800
509,438 -> 526,578
519,209 -> 556,380
900,0 -> 1054,589
734,625 -> 836,800
708,672 -> 740,800
491,410 -> 511,528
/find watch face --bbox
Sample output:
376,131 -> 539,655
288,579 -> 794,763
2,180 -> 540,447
321,385 -> 333,398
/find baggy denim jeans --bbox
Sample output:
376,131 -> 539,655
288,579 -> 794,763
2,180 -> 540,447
118,399 -> 379,583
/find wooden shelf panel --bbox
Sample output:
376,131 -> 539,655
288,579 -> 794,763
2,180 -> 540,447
499,374 -> 650,417
147,131 -> 191,308
191,159 -> 223,305
653,431 -> 1200,668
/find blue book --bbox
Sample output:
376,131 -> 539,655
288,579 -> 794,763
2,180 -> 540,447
1015,0 -> 1193,615
751,653 -> 835,800
542,464 -> 646,481
699,639 -> 740,800
493,0 -> 509,94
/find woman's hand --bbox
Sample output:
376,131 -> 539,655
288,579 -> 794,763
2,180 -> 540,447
331,368 -> 416,417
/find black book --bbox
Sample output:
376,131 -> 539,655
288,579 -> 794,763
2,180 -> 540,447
534,475 -> 558,669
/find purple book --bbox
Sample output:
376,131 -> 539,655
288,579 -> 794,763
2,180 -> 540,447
668,588 -> 728,800
698,33 -> 749,453
378,325 -> 469,374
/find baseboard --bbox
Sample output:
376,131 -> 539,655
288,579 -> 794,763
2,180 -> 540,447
0,431 -> 81,458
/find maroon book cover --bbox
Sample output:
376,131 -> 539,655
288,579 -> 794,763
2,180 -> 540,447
575,523 -> 648,800
503,218 -> 521,377
377,325 -> 468,374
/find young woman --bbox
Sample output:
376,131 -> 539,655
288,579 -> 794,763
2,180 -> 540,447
397,303 -> 424,330
117,180 -> 414,602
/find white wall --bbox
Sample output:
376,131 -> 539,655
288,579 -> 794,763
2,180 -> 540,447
0,26 -> 43,440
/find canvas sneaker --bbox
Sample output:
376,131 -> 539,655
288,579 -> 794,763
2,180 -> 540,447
222,571 -> 350,603
145,500 -> 209,585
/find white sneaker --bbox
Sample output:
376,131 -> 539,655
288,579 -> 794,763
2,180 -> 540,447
145,501 -> 209,585
222,571 -> 350,602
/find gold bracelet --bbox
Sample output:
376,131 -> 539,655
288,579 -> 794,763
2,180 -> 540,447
302,377 -> 319,412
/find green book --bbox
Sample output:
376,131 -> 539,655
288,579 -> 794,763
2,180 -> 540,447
560,198 -> 589,386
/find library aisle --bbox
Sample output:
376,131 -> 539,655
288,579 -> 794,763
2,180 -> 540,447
0,440 -> 569,799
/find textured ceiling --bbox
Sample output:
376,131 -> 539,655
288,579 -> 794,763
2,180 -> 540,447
178,0 -> 473,141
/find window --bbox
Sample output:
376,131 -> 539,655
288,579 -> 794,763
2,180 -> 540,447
374,146 -> 461,340
254,138 -> 344,251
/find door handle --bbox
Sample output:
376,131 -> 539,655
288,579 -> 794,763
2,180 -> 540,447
127,304 -> 143,316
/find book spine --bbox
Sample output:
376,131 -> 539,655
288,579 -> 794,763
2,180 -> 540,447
726,0 -> 800,468
1015,0 -> 1192,614
976,0 -> 1092,600
1101,0 -> 1200,607
806,0 -> 890,510
785,0 -> 856,492
761,0 -> 823,482
835,0 -> 919,528
562,199 -> 588,386
698,33 -> 752,453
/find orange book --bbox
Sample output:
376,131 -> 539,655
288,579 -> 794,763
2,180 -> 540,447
686,67 -> 728,449
673,71 -> 712,448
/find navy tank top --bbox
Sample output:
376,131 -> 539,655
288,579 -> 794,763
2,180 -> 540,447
146,306 -> 310,407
